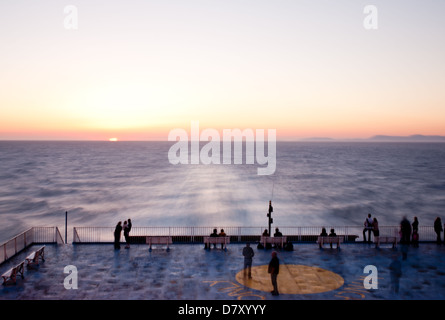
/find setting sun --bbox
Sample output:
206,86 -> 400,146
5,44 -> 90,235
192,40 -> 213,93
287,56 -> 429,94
0,1 -> 444,141
109,138 -> 118,142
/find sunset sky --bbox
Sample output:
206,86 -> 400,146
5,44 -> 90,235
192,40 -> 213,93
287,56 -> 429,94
1,0 -> 444,141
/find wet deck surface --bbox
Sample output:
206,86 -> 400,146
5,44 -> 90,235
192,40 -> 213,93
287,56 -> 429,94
1,242 -> 445,300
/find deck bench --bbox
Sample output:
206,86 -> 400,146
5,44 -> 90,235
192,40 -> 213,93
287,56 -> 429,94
317,236 -> 343,248
204,236 -> 230,250
374,236 -> 397,248
146,236 -> 172,252
260,236 -> 287,248
25,245 -> 45,268
1,261 -> 25,285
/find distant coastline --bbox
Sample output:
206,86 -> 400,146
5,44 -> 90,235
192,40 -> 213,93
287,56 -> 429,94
367,134 -> 445,142
299,134 -> 445,143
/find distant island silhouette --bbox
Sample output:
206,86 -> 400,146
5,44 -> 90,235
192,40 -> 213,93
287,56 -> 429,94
299,135 -> 445,142
368,135 -> 445,142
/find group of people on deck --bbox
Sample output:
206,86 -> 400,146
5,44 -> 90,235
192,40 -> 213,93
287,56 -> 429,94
114,219 -> 132,249
262,227 -> 282,237
260,227 -> 293,251
360,213 -> 445,246
362,213 -> 380,243
207,228 -> 228,249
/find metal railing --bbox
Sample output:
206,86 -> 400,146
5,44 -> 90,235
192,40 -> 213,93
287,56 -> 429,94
1,225 -> 438,263
0,227 -> 64,265
72,225 -> 438,244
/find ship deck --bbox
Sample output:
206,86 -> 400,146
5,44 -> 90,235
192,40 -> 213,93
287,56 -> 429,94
1,241 -> 445,301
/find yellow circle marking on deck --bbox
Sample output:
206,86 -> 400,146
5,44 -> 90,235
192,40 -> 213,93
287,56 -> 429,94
236,265 -> 344,295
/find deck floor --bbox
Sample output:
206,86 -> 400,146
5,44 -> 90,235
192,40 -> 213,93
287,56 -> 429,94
1,242 -> 445,300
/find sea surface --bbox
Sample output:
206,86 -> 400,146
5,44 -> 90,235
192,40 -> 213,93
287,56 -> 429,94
0,141 -> 444,243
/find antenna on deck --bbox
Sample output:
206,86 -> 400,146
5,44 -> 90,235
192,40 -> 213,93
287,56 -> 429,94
267,200 -> 273,237
267,175 -> 276,236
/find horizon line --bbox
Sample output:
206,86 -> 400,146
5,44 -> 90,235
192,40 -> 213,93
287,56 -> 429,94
1,135 -> 445,143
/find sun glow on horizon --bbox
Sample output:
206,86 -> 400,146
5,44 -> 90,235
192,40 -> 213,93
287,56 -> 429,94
1,1 -> 444,140
109,138 -> 118,142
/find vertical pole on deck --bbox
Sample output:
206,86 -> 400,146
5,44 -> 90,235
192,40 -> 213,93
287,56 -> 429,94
65,211 -> 68,244
267,201 -> 273,236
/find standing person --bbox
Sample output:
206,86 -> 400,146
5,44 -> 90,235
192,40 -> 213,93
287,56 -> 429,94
412,229 -> 419,248
400,216 -> 411,245
411,217 -> 418,246
412,217 -> 419,233
372,218 -> 381,248
389,255 -> 402,295
127,218 -> 132,233
363,213 -> 373,243
372,218 -> 379,238
127,218 -> 132,246
123,220 -> 131,249
434,217 -> 443,244
242,243 -> 255,279
114,221 -> 122,250
268,251 -> 280,296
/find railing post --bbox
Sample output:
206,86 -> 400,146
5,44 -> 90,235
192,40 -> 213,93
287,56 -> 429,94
65,211 -> 68,244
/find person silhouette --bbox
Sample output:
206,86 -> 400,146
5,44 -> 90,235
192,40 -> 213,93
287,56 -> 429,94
268,251 -> 280,296
114,221 -> 122,250
208,228 -> 218,249
242,243 -> 255,279
363,213 -> 373,243
329,228 -> 337,249
123,220 -> 131,249
434,217 -> 443,244
219,229 -> 227,250
389,255 -> 402,294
